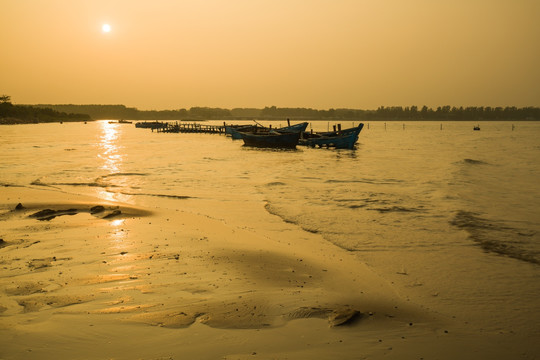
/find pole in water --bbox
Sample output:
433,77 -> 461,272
403,123 -> 405,130
440,124 -> 442,130
384,122 -> 386,131
512,124 -> 515,131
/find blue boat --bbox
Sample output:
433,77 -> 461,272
227,125 -> 258,139
299,123 -> 364,149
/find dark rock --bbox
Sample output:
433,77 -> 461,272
29,209 -> 57,218
15,203 -> 25,210
102,209 -> 122,219
329,309 -> 362,327
90,205 -> 106,214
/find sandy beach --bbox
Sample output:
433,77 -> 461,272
0,184 -> 535,360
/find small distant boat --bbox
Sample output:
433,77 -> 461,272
108,119 -> 133,124
238,130 -> 301,149
299,124 -> 364,149
473,125 -> 480,131
135,121 -> 167,129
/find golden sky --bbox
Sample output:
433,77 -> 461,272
1,0 -> 539,110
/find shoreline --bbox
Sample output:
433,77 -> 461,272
0,186 -> 537,359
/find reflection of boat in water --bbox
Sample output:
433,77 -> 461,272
473,125 -> 480,131
238,130 -> 301,149
299,124 -> 364,149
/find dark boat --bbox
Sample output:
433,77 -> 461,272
299,123 -> 364,149
108,119 -> 133,124
135,121 -> 168,129
473,125 -> 480,131
278,122 -> 309,133
227,122 -> 308,140
238,130 -> 301,149
227,125 -> 258,139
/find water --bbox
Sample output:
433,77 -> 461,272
1,120 -> 539,334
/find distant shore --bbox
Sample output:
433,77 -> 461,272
2,100 -> 539,123
0,117 -> 93,125
18,104 -> 540,122
0,101 -> 91,125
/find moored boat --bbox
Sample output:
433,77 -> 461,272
109,119 -> 133,124
227,122 -> 308,140
299,123 -> 364,149
135,121 -> 168,129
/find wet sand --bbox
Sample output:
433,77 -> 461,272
0,186 -> 535,359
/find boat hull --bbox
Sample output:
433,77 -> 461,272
239,131 -> 301,149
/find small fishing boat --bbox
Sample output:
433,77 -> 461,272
227,122 -> 308,140
279,122 -> 309,133
299,123 -> 364,149
473,125 -> 480,131
108,119 -> 133,124
227,125 -> 258,139
135,121 -> 168,129
238,130 -> 301,148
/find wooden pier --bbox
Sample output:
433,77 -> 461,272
154,122 -> 226,134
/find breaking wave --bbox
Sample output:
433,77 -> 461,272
117,192 -> 193,199
30,172 -> 149,189
451,210 -> 539,265
462,158 -> 490,165
325,178 -> 404,185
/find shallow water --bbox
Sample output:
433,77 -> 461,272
1,119 -> 539,334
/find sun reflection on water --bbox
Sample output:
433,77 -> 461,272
97,121 -> 131,202
99,121 -> 122,173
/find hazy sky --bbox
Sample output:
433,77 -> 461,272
2,0 -> 539,110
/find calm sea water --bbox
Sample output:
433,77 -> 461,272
1,120 -> 539,331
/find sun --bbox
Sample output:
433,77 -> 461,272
102,24 -> 111,33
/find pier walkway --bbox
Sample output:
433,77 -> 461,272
152,122 -> 226,134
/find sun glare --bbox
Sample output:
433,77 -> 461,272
102,24 -> 111,33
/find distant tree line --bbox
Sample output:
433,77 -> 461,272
0,96 -> 91,124
35,104 -> 540,121
369,105 -> 540,120
4,97 -> 539,122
